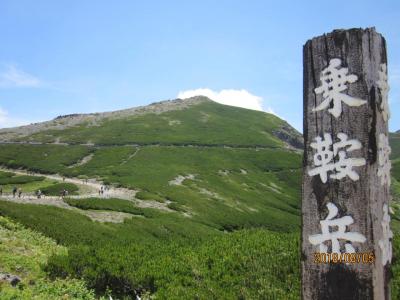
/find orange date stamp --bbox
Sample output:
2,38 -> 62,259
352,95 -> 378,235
313,252 -> 375,264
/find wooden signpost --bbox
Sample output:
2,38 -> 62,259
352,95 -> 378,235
302,28 -> 392,299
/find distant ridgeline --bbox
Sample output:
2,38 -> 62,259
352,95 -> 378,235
0,96 -> 303,149
54,113 -> 84,120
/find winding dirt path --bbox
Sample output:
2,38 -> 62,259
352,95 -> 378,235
0,167 -> 173,223
0,194 -> 135,223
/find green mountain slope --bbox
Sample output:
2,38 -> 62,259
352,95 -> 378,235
391,131 -> 400,159
0,144 -> 301,231
0,98 -> 303,232
0,97 -> 303,149
0,216 -> 102,299
0,98 -> 303,298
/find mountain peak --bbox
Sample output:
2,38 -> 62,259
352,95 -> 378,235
146,95 -> 211,108
0,96 -> 212,140
54,96 -> 211,121
0,96 -> 303,151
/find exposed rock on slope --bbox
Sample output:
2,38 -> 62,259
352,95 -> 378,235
272,123 -> 303,150
0,97 -> 209,141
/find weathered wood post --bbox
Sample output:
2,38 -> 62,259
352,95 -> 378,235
302,27 -> 392,299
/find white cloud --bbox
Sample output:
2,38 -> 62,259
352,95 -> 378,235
0,65 -> 42,88
0,107 -> 32,129
177,88 -> 279,116
265,106 -> 277,115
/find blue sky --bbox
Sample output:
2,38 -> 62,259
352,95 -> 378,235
0,0 -> 399,132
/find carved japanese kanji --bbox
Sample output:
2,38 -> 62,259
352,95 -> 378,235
309,202 -> 366,254
378,204 -> 393,266
377,63 -> 390,121
377,133 -> 392,187
308,133 -> 366,183
313,58 -> 367,118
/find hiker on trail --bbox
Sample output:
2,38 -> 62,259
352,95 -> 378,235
36,189 -> 42,199
63,177 -> 65,182
60,189 -> 68,199
18,188 -> 22,198
12,187 -> 17,198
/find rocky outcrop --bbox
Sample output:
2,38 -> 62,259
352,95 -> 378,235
272,123 -> 304,150
0,273 -> 21,286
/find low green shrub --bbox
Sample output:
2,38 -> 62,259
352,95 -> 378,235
167,202 -> 186,212
136,191 -> 165,203
0,175 -> 45,185
0,215 -> 101,300
0,171 -> 14,178
40,183 -> 79,196
65,198 -> 157,217
0,278 -> 100,300
0,144 -> 93,174
45,229 -> 301,299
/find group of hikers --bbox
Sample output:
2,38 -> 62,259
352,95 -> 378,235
0,186 -> 24,198
36,188 -> 70,199
0,186 -> 70,199
0,180 -> 111,200
98,185 -> 109,195
60,189 -> 69,198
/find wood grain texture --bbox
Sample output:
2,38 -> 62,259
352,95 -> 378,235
302,28 -> 390,300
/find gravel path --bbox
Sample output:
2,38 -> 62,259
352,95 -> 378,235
0,194 -> 137,223
0,167 -> 173,222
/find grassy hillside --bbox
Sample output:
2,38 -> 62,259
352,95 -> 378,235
0,199 -> 399,299
0,202 -> 301,299
0,215 -> 102,299
0,144 -> 301,232
390,131 -> 400,159
0,99 -> 302,233
0,144 -> 93,174
0,97 -> 302,148
0,99 -> 303,298
391,132 -> 400,185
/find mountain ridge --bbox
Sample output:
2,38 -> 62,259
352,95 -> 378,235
0,96 -> 209,139
0,96 -> 304,150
